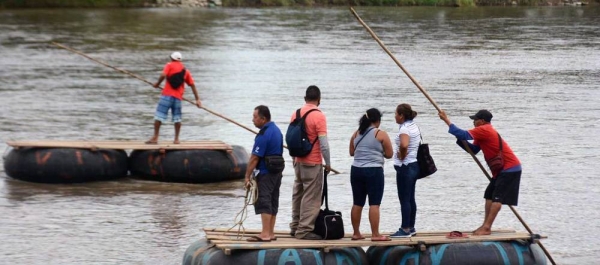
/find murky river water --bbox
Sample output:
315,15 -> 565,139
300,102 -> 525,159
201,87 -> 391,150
1,6 -> 599,264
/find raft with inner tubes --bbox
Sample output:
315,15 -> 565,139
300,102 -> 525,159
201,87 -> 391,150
367,239 -> 546,265
184,228 -> 548,265
129,141 -> 248,183
3,140 -> 248,184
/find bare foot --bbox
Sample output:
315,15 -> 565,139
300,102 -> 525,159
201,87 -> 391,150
371,235 -> 391,241
173,139 -> 180,144
351,234 -> 366,240
145,138 -> 158,144
473,227 -> 491,236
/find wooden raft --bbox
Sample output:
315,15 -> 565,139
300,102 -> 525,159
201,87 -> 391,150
203,228 -> 545,255
6,140 -> 233,151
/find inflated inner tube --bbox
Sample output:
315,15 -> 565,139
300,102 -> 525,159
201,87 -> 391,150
183,239 -> 368,265
367,240 -> 547,265
4,147 -> 128,183
129,145 -> 248,183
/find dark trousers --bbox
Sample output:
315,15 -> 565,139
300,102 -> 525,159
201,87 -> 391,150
395,162 -> 420,228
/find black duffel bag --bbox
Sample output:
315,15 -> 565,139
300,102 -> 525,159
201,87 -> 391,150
313,169 -> 344,240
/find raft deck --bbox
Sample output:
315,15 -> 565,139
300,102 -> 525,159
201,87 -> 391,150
203,228 -> 545,255
6,140 -> 232,151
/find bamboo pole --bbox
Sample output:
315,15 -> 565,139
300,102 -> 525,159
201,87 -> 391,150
349,7 -> 556,265
51,42 -> 341,174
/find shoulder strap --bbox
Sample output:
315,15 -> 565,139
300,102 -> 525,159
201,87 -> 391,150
169,67 -> 186,77
354,127 -> 375,149
321,169 -> 330,210
416,125 -> 424,145
300,108 -> 321,145
302,108 -> 320,119
497,133 -> 503,151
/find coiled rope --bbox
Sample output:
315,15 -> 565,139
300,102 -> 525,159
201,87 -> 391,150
226,178 -> 258,240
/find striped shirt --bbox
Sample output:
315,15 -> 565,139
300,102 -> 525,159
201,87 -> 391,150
393,120 -> 421,166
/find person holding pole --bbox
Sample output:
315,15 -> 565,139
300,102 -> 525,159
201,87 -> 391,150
438,109 -> 522,236
390,103 -> 421,238
245,105 -> 284,242
349,108 -> 393,241
146,52 -> 201,144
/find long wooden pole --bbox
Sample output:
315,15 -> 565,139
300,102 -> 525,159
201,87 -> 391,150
51,42 -> 341,174
349,7 -> 556,265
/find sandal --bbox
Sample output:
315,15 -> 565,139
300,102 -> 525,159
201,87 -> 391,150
246,236 -> 271,242
446,231 -> 469,239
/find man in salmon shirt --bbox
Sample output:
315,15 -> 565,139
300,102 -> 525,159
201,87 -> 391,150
289,85 -> 332,240
438,109 -> 522,236
146,52 -> 201,144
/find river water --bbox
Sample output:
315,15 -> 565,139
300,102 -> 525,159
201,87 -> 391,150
1,6 -> 599,265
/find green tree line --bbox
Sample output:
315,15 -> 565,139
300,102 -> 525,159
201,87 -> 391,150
1,0 -> 596,8
0,0 -> 152,8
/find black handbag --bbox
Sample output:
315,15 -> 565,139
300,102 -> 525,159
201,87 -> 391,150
416,128 -> 437,179
485,133 -> 504,175
313,170 -> 344,240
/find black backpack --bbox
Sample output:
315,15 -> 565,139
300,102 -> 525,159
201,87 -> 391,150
167,68 -> 186,89
285,108 -> 320,157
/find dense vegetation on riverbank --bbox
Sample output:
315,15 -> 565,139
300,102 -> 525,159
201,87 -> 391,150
0,0 -> 152,8
223,0 -> 475,6
0,0 -> 595,7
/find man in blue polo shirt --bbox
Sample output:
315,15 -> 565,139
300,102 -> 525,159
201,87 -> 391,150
245,105 -> 284,242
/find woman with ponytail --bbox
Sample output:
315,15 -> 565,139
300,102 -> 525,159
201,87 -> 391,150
348,108 -> 393,241
390,103 -> 422,238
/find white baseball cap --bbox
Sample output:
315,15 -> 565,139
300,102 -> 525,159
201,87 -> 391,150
170,52 -> 182,61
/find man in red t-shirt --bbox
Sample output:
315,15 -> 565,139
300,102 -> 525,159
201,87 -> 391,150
439,109 -> 522,236
145,52 -> 201,144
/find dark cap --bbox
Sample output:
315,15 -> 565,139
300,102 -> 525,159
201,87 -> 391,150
469,109 -> 493,122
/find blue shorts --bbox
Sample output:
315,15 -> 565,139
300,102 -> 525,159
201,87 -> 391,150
350,166 -> 384,206
154,95 -> 182,123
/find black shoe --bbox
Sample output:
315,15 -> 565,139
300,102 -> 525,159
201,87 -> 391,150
290,230 -> 296,237
298,232 -> 322,240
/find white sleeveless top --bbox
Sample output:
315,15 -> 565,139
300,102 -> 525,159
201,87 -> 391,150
393,120 -> 421,166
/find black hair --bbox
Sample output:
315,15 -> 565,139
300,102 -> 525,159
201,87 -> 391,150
305,85 -> 321,101
358,108 -> 382,135
254,105 -> 271,121
396,103 -> 417,120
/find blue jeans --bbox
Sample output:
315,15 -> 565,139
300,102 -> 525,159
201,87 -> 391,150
395,162 -> 420,229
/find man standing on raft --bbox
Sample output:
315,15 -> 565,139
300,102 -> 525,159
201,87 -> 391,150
146,52 -> 201,144
439,110 -> 522,236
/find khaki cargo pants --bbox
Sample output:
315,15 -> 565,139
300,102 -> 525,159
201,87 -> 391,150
289,162 -> 324,238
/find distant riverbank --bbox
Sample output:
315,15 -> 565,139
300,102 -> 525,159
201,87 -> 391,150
0,0 -> 596,8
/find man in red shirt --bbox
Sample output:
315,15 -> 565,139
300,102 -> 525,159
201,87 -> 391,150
146,52 -> 201,144
439,109 -> 522,236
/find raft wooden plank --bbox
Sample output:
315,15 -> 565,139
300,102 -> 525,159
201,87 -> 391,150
210,232 -> 536,251
6,140 -> 233,150
204,228 -> 518,239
